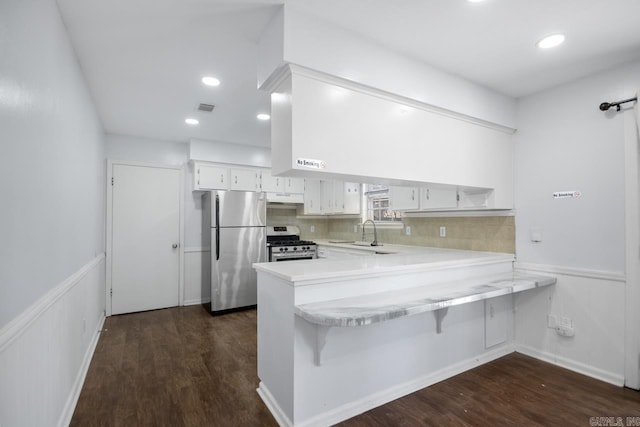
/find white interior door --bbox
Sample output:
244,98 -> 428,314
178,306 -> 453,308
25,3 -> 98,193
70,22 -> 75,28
110,164 -> 181,315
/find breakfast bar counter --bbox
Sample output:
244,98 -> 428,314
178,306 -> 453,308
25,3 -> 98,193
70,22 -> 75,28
253,246 -> 555,427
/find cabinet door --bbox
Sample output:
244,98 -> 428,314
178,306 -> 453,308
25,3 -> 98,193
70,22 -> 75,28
260,170 -> 284,193
389,186 -> 419,211
343,183 -> 361,214
230,168 -> 259,191
420,187 -> 458,210
304,179 -> 323,214
284,177 -> 305,194
321,180 -> 335,214
196,164 -> 229,190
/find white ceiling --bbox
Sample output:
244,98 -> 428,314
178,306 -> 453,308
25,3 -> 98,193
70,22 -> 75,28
57,0 -> 640,148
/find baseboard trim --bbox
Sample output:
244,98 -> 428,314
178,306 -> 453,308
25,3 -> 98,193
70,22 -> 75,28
257,382 -> 293,427
57,313 -> 105,427
514,262 -> 625,283
0,253 -> 105,353
260,345 -> 514,427
515,344 -> 624,387
183,298 -> 210,306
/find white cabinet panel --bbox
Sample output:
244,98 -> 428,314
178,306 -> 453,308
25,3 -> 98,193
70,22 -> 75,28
195,164 -> 229,190
304,179 -> 323,214
260,170 -> 282,193
343,183 -> 361,214
420,187 -> 458,210
389,186 -> 419,211
284,177 -> 304,194
230,168 -> 260,191
304,180 -> 361,215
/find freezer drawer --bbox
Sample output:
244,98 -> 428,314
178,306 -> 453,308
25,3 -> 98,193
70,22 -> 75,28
211,226 -> 266,311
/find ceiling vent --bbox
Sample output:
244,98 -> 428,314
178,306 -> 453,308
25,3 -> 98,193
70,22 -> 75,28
198,103 -> 215,112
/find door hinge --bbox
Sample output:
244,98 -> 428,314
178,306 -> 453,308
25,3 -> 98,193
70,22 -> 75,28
111,177 -> 114,186
110,288 -> 113,297
456,193 -> 460,202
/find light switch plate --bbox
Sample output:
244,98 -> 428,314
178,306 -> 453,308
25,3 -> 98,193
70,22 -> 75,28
439,226 -> 446,237
405,226 -> 411,236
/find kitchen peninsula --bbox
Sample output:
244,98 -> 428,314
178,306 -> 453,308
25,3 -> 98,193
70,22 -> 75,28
254,245 -> 556,426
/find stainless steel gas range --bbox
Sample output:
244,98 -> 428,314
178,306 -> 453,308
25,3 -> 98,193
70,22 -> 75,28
266,226 -> 317,262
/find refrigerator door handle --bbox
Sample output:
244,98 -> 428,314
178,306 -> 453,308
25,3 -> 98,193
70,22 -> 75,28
215,194 -> 220,261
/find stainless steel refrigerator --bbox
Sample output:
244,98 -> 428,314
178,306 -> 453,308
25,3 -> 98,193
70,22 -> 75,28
202,191 -> 266,312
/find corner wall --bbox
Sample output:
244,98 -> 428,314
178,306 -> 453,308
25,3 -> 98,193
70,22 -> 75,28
0,0 -> 106,424
513,59 -> 640,385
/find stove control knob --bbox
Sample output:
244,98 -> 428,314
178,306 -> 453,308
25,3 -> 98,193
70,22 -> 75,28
279,248 -> 284,252
293,247 -> 297,251
284,248 -> 288,251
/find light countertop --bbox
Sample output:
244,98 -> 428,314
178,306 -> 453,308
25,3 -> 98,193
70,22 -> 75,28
254,244 -> 514,284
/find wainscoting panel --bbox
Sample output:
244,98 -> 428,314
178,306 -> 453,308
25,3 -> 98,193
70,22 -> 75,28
514,263 -> 625,386
0,254 -> 106,427
184,248 -> 210,306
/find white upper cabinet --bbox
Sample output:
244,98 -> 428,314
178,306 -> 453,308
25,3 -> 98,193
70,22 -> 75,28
284,177 -> 304,194
305,179 -> 360,215
230,168 -> 260,191
268,66 -> 515,210
304,179 -> 323,214
420,186 -> 458,210
343,182 -> 361,214
389,186 -> 420,211
194,164 -> 229,190
261,171 -> 304,194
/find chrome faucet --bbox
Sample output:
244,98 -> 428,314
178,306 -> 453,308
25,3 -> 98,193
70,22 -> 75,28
362,219 -> 379,246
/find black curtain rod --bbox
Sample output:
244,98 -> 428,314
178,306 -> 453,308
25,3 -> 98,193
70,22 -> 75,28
599,96 -> 638,112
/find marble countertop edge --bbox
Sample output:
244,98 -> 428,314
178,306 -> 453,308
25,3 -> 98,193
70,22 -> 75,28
295,273 -> 557,327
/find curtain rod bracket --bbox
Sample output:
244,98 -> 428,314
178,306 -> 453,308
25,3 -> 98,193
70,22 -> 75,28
599,96 -> 638,112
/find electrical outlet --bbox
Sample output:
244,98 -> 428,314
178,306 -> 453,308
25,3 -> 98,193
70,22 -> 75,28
439,226 -> 446,237
310,225 -> 315,233
354,224 -> 358,233
405,226 -> 411,236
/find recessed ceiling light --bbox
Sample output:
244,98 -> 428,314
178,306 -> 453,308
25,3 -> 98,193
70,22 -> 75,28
202,76 -> 220,87
185,118 -> 199,125
467,0 -> 486,2
257,113 -> 270,121
537,34 -> 565,49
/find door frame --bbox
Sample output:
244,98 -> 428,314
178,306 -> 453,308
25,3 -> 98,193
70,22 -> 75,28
105,160 -> 185,317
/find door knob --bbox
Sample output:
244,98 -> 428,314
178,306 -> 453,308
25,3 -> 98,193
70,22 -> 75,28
172,243 -> 178,249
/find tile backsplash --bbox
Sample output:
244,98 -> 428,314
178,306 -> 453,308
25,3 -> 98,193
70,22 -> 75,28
267,207 -> 515,254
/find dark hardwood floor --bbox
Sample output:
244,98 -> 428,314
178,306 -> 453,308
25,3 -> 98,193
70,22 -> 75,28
72,306 -> 640,426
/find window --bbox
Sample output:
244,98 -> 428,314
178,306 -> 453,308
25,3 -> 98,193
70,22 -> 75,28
364,184 -> 403,223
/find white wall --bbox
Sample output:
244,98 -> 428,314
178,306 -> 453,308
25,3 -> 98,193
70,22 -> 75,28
0,0 -> 106,424
0,0 -> 105,329
513,59 -> 640,385
258,6 -> 516,129
514,62 -> 640,272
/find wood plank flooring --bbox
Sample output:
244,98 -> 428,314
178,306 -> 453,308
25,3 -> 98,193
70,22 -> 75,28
71,306 -> 640,426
